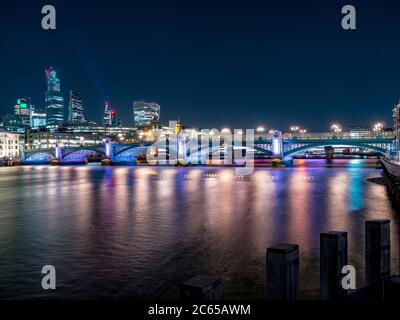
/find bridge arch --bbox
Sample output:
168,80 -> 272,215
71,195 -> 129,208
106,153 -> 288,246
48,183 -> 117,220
23,152 -> 54,163
283,142 -> 387,157
61,149 -> 104,163
184,145 -> 268,164
113,145 -> 149,162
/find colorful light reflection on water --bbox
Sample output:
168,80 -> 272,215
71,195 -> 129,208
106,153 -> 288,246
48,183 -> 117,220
0,159 -> 398,299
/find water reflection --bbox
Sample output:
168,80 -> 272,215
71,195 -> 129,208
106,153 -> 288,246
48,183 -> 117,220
0,160 -> 398,299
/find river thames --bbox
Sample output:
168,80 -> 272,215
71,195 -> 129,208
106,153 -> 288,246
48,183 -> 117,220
0,159 -> 398,299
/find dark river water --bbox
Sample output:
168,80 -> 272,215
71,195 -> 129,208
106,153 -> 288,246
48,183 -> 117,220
0,159 -> 399,299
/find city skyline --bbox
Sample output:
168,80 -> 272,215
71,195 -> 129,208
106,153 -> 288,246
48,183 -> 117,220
0,64 -> 395,132
1,1 -> 400,130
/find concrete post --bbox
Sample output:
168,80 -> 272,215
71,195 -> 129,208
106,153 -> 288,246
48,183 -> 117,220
320,231 -> 348,300
180,275 -> 223,300
266,243 -> 299,300
365,220 -> 391,285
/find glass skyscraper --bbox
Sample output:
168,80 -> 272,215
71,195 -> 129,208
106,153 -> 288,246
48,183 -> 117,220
45,67 -> 64,127
133,101 -> 160,127
68,91 -> 87,123
103,101 -> 112,126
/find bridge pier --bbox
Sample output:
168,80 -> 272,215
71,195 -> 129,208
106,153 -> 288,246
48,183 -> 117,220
101,137 -> 113,166
324,146 -> 334,161
272,130 -> 283,158
51,143 -> 62,166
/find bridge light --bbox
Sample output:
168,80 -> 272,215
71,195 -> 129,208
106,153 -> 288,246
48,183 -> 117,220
256,126 -> 265,133
221,128 -> 230,134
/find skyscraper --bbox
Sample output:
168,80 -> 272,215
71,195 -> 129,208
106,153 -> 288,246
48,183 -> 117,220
103,101 -> 112,126
133,101 -> 161,127
68,91 -> 87,123
110,110 -> 121,127
30,106 -> 47,129
45,67 -> 64,127
14,98 -> 30,126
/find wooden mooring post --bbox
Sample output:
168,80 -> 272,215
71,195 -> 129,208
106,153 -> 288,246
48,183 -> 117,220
266,244 -> 299,300
180,275 -> 223,300
365,220 -> 391,285
320,231 -> 348,300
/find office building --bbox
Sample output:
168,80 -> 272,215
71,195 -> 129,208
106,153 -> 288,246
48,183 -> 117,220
133,101 -> 160,127
0,130 -> 20,159
68,91 -> 87,123
30,106 -> 47,129
103,101 -> 111,126
14,98 -> 31,126
45,67 -> 64,127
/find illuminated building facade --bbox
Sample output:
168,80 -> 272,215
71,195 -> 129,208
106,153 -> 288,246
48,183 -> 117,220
1,114 -> 24,133
68,91 -> 87,123
103,101 -> 112,126
45,67 -> 64,127
133,101 -> 160,127
0,131 -> 20,159
14,98 -> 31,126
27,131 -> 104,150
342,125 -> 372,137
30,106 -> 47,129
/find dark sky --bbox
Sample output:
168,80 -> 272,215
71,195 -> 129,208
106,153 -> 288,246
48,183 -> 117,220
1,0 -> 400,131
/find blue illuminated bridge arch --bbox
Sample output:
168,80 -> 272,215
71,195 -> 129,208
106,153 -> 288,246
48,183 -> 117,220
21,136 -> 395,164
22,143 -> 153,164
282,138 -> 393,157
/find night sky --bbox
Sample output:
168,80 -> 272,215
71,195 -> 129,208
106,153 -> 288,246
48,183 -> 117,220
1,0 -> 400,131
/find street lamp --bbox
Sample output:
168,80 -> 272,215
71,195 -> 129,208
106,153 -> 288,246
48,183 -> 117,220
256,126 -> 265,133
290,126 -> 300,133
331,124 -> 342,133
373,122 -> 383,133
